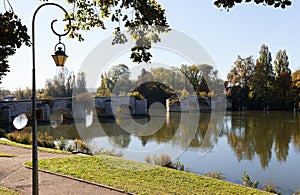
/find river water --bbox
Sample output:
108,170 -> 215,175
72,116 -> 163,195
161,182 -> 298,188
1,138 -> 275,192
4,110 -> 300,194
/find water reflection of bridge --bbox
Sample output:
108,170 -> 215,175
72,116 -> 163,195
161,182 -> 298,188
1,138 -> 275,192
0,96 -> 147,124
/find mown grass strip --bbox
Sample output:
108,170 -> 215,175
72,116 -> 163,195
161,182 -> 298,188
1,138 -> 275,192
0,153 -> 16,157
0,186 -> 20,195
0,139 -> 71,154
26,155 -> 272,195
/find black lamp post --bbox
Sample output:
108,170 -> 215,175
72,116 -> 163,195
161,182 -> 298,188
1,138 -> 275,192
32,3 -> 70,195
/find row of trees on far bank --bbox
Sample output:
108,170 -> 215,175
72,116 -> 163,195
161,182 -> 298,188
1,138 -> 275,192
96,64 -> 224,106
0,68 -> 87,100
226,44 -> 300,111
2,64 -> 223,105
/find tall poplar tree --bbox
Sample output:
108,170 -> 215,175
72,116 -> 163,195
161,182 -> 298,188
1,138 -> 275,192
250,44 -> 274,110
273,50 -> 293,109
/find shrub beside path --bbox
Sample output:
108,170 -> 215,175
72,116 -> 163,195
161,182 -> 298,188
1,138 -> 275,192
0,142 -> 126,195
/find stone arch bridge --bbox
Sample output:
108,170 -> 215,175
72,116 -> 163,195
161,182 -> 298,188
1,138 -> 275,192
0,97 -> 147,124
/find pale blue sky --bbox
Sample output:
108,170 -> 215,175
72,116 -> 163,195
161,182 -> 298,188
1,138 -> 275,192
1,0 -> 300,90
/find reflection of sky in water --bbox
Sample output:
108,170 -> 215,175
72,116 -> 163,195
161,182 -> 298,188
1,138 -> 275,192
179,137 -> 300,195
123,135 -> 184,163
88,135 -> 184,164
85,110 -> 93,127
126,135 -> 162,152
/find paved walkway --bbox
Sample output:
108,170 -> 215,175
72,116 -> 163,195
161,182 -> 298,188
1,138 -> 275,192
0,143 -> 127,195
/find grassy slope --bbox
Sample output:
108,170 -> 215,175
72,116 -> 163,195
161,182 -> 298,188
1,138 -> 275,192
0,153 -> 16,157
28,155 -> 272,195
0,187 -> 19,195
0,139 -> 70,154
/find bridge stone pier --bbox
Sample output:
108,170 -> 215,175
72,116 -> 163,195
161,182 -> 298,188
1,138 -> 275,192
0,96 -> 147,124
166,96 -> 229,112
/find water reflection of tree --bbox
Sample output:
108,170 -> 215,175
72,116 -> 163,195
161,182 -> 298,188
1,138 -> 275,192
137,113 -> 179,145
293,114 -> 300,150
32,124 -> 81,140
224,111 -> 299,168
85,113 -> 209,149
100,122 -> 131,148
109,134 -> 131,148
136,113 -> 212,150
76,111 -> 299,167
76,120 -> 132,148
189,114 -> 209,147
225,112 -> 258,162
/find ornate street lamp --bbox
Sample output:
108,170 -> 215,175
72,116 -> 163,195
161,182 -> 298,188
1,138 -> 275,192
32,3 -> 71,195
51,19 -> 69,67
52,45 -> 68,67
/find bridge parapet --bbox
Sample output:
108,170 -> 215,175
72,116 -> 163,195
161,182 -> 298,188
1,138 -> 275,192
0,96 -> 148,124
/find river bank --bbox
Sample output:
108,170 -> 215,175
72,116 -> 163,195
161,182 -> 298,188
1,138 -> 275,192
0,139 -> 272,195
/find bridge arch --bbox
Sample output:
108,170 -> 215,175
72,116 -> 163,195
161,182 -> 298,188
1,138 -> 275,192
51,109 -> 73,123
0,106 -> 11,123
116,104 -> 134,115
95,107 -> 106,117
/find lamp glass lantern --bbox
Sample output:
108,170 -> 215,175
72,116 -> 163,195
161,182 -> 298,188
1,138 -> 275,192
52,43 -> 68,67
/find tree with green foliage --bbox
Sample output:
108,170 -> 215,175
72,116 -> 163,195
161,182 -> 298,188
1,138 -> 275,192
113,77 -> 133,96
274,50 -> 291,93
227,56 -> 254,88
100,64 -> 133,96
226,55 -> 254,110
0,88 -> 11,99
292,69 -> 300,110
40,68 -> 86,98
74,72 -> 87,95
273,50 -> 293,110
242,171 -> 259,189
0,0 -> 168,83
43,68 -> 75,98
0,9 -> 30,83
43,0 -> 170,63
226,45 -> 299,111
250,44 -> 274,110
96,74 -> 112,97
180,64 -> 205,95
14,87 -> 32,100
135,68 -> 153,86
197,64 -> 224,95
151,67 -> 175,88
147,67 -> 189,94
292,70 -> 300,89
214,0 -> 292,10
133,81 -> 175,107
105,64 -> 130,92
0,0 -> 292,83
180,64 -> 220,96
135,66 -> 194,96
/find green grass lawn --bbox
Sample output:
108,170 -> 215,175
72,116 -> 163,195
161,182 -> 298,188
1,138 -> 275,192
0,186 -> 19,195
0,139 -> 71,154
0,153 -> 16,157
26,155 -> 272,195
